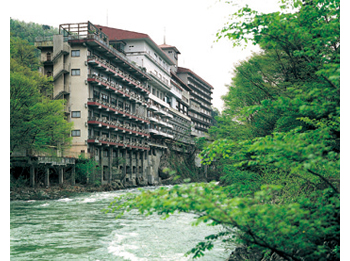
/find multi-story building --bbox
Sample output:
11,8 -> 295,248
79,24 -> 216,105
177,67 -> 213,138
35,21 -> 213,186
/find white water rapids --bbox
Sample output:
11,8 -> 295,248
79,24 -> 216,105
10,186 -> 231,260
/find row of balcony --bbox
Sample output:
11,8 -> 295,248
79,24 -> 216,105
149,116 -> 173,129
191,89 -> 212,104
148,128 -> 174,139
88,75 -> 148,105
148,105 -> 173,119
67,31 -> 150,81
87,135 -> 150,151
188,75 -> 213,94
87,98 -> 150,124
190,114 -> 212,126
88,117 -> 150,137
170,112 -> 191,127
87,55 -> 150,93
189,103 -> 211,118
190,96 -> 212,112
149,71 -> 170,88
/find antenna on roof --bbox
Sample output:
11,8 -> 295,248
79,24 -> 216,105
163,27 -> 166,44
106,9 -> 108,26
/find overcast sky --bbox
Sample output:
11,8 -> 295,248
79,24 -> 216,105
8,0 -> 281,111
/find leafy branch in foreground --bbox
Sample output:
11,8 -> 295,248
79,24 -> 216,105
106,183 -> 339,260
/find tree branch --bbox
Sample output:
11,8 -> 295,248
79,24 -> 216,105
307,169 -> 339,194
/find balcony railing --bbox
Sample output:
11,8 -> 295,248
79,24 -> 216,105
87,98 -> 150,124
88,117 -> 150,137
148,128 -> 174,139
87,55 -> 150,93
87,74 -> 148,105
87,136 -> 150,150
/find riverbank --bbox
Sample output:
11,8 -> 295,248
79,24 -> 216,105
10,183 -> 121,201
10,177 -> 200,201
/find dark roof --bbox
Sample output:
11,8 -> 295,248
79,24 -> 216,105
177,67 -> 214,89
96,25 -> 175,65
97,25 -> 150,41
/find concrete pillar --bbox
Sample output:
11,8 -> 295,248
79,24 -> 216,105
108,147 -> 113,184
100,147 -> 103,184
146,150 -> 150,177
123,149 -> 127,183
71,165 -> 75,186
135,151 -> 139,179
58,166 -> 64,185
141,151 -> 144,177
30,165 -> 35,187
45,167 -> 50,187
129,150 -> 133,179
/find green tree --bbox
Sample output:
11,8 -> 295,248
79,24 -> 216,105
10,18 -> 58,45
75,154 -> 101,185
107,0 -> 340,259
10,35 -> 72,155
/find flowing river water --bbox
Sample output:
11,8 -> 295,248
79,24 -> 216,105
10,186 -> 231,260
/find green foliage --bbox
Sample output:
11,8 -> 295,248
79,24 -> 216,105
75,154 -> 101,185
106,0 -> 340,259
10,34 -> 72,155
10,18 -> 58,45
10,175 -> 28,189
107,183 -> 339,260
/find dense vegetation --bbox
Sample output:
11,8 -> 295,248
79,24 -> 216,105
107,0 -> 340,260
10,18 -> 58,45
10,19 -> 72,156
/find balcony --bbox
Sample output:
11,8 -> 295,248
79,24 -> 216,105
148,141 -> 167,149
159,131 -> 174,139
154,108 -> 167,117
149,116 -> 159,123
34,36 -> 53,49
148,128 -> 173,139
88,117 -> 150,138
158,120 -> 173,129
87,136 -> 150,151
87,75 -> 147,105
87,98 -> 150,124
148,104 -> 159,111
87,55 -> 150,93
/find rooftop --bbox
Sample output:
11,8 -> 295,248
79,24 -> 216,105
177,67 -> 214,89
97,25 -> 175,65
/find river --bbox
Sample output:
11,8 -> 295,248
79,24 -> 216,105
10,186 -> 231,260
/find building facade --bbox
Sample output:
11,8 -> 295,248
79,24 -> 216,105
35,21 -> 213,185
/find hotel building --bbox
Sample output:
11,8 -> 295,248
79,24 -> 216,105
35,21 -> 213,185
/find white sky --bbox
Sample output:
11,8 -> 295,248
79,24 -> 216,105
8,0 -> 281,111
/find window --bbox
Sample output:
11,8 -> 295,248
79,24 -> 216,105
93,90 -> 100,99
71,69 -> 80,76
71,130 -> 81,137
71,111 -> 81,118
71,50 -> 80,57
101,93 -> 109,103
